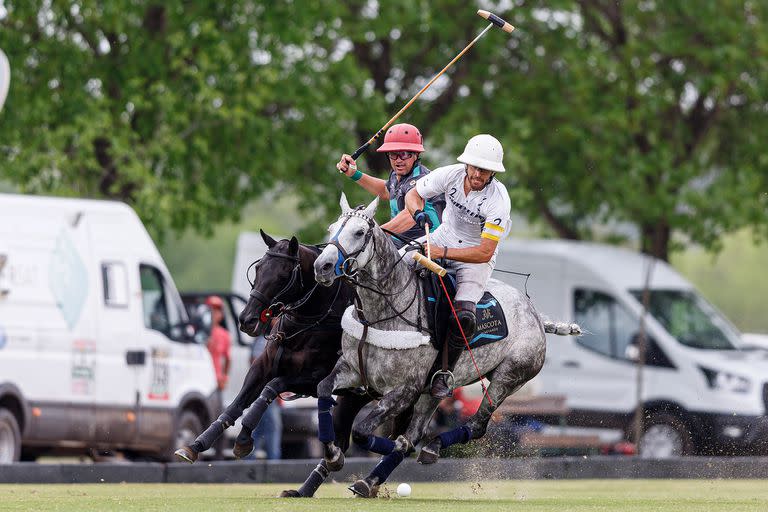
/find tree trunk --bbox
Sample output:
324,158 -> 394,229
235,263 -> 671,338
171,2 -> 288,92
640,221 -> 670,262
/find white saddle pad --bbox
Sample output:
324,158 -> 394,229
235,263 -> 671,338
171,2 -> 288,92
341,306 -> 431,350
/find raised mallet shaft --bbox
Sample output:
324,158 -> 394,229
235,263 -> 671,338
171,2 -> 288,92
346,10 -> 515,163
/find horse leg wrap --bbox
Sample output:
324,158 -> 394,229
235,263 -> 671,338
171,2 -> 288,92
369,450 -> 406,484
190,413 -> 235,453
241,386 -> 278,431
438,425 -> 472,448
352,432 -> 395,455
317,396 -> 337,444
296,459 -> 330,497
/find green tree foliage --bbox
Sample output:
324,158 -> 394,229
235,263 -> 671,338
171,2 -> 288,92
1,1 -> 766,258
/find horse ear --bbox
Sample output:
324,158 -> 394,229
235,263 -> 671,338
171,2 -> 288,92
288,236 -> 299,255
363,196 -> 379,219
260,229 -> 277,249
339,192 -> 352,214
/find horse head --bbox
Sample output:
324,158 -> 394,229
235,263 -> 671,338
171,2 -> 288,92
238,230 -> 304,336
314,193 -> 380,287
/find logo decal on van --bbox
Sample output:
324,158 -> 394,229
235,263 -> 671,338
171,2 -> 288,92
149,348 -> 170,400
48,229 -> 88,330
71,339 -> 96,395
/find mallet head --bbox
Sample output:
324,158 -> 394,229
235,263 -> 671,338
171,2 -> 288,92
477,10 -> 515,33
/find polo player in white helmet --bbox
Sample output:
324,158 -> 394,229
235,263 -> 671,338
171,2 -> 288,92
405,134 -> 512,398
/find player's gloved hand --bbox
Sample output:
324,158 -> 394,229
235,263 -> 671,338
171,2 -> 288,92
413,210 -> 432,229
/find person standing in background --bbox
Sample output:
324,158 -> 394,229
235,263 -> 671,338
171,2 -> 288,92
206,295 -> 231,404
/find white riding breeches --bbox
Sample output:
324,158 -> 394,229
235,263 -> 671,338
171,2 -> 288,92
402,233 -> 495,304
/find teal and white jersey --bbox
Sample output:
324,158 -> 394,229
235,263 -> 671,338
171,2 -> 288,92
385,162 -> 445,245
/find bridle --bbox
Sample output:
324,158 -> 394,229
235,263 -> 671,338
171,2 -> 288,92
327,208 -> 427,333
327,207 -> 377,278
247,249 -> 306,324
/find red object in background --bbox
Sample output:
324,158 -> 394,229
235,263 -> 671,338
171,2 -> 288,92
453,388 -> 482,419
601,440 -> 637,456
205,295 -> 224,309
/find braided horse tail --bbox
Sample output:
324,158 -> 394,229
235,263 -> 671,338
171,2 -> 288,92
543,320 -> 582,336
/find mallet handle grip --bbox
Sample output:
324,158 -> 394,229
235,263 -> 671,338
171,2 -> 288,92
477,10 -> 515,33
412,252 -> 447,277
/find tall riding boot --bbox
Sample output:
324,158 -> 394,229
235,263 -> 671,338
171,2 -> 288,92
430,301 -> 476,399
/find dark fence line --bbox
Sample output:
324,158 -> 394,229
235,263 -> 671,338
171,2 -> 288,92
3,457 -> 768,484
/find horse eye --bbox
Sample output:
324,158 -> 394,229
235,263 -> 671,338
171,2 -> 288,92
355,229 -> 365,237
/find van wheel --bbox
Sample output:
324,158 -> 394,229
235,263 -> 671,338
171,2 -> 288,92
167,410 -> 203,462
638,412 -> 693,458
0,408 -> 22,463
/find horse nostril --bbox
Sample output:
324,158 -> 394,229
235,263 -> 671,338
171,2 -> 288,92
322,262 -> 332,272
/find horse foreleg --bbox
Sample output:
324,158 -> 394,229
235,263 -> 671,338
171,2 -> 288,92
347,385 -> 421,498
280,393 -> 373,498
349,395 -> 437,498
175,356 -> 270,463
350,386 -> 421,457
232,376 -> 293,459
316,359 -> 360,471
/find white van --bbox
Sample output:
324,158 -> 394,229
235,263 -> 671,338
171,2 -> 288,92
0,194 -> 219,462
494,238 -> 768,457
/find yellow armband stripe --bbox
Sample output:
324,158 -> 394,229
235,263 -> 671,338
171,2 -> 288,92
483,222 -> 504,232
481,232 -> 500,242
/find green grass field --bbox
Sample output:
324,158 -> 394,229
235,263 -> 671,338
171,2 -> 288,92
1,480 -> 767,512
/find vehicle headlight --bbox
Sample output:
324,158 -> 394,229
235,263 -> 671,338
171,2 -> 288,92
699,366 -> 751,393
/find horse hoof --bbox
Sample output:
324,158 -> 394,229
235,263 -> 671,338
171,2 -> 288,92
348,479 -> 374,498
394,435 -> 413,454
232,440 -> 254,459
174,446 -> 198,464
324,447 -> 345,472
278,489 -> 304,498
417,439 -> 441,465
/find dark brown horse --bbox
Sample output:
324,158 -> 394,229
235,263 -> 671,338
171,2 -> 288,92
174,231 -> 372,497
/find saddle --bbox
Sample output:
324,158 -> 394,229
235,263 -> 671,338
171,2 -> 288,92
420,268 -> 508,351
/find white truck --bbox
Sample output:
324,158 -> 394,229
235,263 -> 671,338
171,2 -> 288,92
493,238 -> 768,457
0,194 -> 219,462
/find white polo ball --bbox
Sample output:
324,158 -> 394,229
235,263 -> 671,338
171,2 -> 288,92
396,483 -> 411,497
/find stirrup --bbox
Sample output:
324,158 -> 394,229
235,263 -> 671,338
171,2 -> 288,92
429,370 -> 455,394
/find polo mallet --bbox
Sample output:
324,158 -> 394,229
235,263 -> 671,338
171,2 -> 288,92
412,224 -> 447,276
344,9 -> 515,165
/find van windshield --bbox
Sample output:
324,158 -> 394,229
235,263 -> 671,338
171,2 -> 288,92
629,289 -> 740,350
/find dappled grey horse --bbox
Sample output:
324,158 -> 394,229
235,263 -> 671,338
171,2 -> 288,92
312,194 -> 580,497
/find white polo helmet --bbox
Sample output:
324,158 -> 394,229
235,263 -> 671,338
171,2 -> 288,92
457,134 -> 505,173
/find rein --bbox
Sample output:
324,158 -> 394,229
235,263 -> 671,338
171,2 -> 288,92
246,246 -> 341,336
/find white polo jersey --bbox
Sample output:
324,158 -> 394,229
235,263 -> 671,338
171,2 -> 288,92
415,163 -> 511,256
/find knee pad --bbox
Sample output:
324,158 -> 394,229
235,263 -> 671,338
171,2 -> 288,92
448,301 -> 476,342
